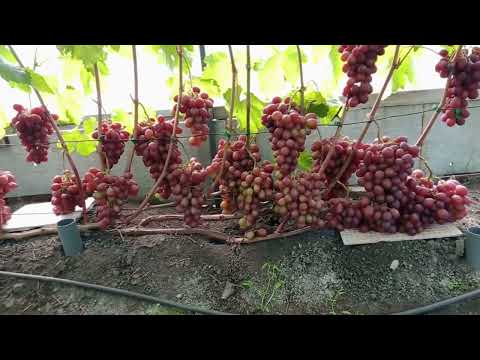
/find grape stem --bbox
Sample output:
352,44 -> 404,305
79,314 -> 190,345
323,45 -> 402,198
124,45 -> 139,174
418,155 -> 434,179
138,213 -> 239,227
296,45 -> 305,115
415,45 -> 463,147
246,45 -> 251,144
124,45 -> 184,224
93,63 -> 108,171
7,45 -> 88,225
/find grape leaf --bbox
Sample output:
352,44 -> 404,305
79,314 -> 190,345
321,103 -> 342,125
109,45 -> 120,52
0,104 -> 8,138
202,52 -> 231,91
147,45 -> 194,72
8,81 -> 31,93
56,87 -> 83,125
328,45 -> 342,89
82,117 -> 97,134
235,93 -> 265,133
75,133 -> 97,157
311,45 -> 330,63
392,50 -> 415,92
111,108 -> 134,133
290,88 -> 329,118
281,45 -> 307,87
25,68 -> 54,94
0,45 -> 16,63
57,45 -> 108,72
255,50 -> 285,99
97,61 -> 109,76
297,150 -> 313,171
56,129 -> 79,154
80,66 -> 93,95
0,57 -> 29,85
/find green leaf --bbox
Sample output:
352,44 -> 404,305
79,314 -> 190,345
281,45 -> 306,87
321,104 -> 342,125
311,45 -> 330,63
256,51 -> 285,99
111,108 -> 134,133
25,68 -> 54,94
223,85 -> 242,113
236,93 -> 265,133
57,45 -> 108,72
57,129 -> 79,154
441,45 -> 457,54
392,51 -> 415,92
82,117 -> 97,134
328,45 -> 342,89
0,104 -> 8,138
297,150 -> 313,171
80,66 -> 93,95
75,133 -> 97,157
0,45 -> 16,63
8,81 -> 31,93
201,52 -> 231,90
109,45 -> 120,52
97,61 -> 109,76
147,45 -> 194,72
56,88 -> 83,125
0,57 -> 30,85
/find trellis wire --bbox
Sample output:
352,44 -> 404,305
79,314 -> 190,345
3,103 -> 480,147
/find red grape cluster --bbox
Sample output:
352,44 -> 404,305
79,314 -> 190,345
206,135 -> 261,214
11,104 -> 59,164
273,172 -> 327,229
262,97 -> 318,177
134,116 -> 183,195
338,45 -> 388,108
83,168 -> 139,229
435,48 -> 480,127
311,136 -> 369,199
173,86 -> 214,147
51,170 -> 84,215
0,170 -> 17,227
237,161 -> 274,236
92,121 -> 130,168
167,157 -> 208,227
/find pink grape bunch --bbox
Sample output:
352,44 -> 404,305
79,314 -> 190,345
0,170 -> 17,227
435,47 -> 480,127
173,86 -> 214,147
167,157 -> 209,227
206,135 -> 261,214
11,104 -> 59,164
50,170 -> 84,215
134,116 -> 183,197
83,168 -> 139,229
261,96 -> 318,177
338,45 -> 388,108
92,121 -> 130,168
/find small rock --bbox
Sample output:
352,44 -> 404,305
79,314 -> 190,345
390,260 -> 400,271
221,281 -> 236,300
112,269 -> 120,276
176,294 -> 183,299
12,282 -> 25,293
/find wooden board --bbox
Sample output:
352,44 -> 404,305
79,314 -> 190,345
3,198 -> 95,232
341,223 -> 463,246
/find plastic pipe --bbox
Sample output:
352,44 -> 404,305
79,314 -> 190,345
57,218 -> 83,256
465,227 -> 480,271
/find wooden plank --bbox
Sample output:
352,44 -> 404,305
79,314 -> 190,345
341,223 -> 463,246
3,198 -> 95,232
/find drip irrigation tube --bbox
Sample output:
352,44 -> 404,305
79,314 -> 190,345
0,271 -> 236,316
392,287 -> 480,315
2,270 -> 480,315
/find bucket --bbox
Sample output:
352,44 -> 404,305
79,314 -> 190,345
465,227 -> 480,271
57,218 -> 84,256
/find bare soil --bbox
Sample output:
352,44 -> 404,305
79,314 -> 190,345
1,176 -> 480,315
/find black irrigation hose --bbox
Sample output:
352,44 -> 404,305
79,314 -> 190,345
0,271 -> 236,316
392,287 -> 480,315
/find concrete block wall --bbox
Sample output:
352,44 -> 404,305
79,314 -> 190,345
2,90 -> 480,199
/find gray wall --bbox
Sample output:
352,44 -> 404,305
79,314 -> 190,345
2,90 -> 480,198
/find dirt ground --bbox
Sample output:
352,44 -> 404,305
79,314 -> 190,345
1,176 -> 480,315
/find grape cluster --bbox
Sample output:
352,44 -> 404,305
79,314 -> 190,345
134,116 -> 183,195
435,48 -> 480,127
83,168 -> 139,229
0,170 -> 17,227
206,135 -> 261,214
11,104 -> 59,164
237,161 -> 274,237
51,170 -> 84,215
92,121 -> 130,168
338,45 -> 388,108
173,86 -> 214,147
167,158 -> 208,227
273,172 -> 327,229
262,97 -> 318,177
311,136 -> 369,199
